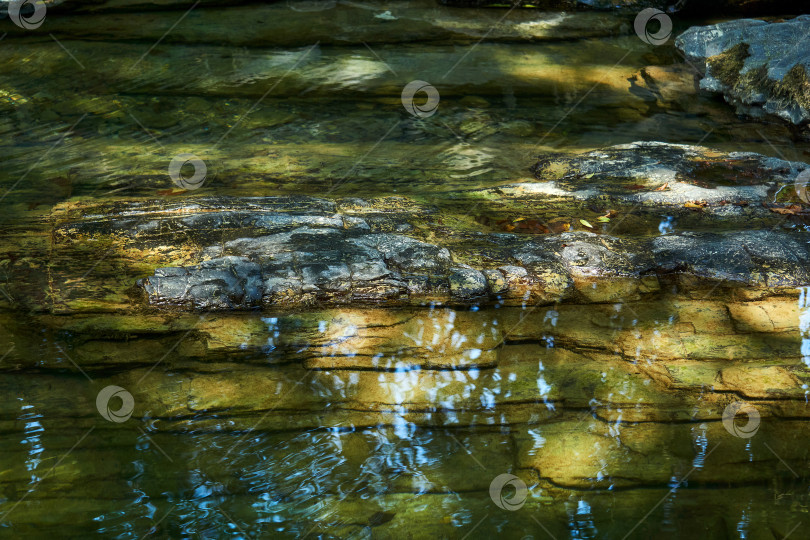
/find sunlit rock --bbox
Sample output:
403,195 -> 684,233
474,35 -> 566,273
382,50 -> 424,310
677,15 -> 810,125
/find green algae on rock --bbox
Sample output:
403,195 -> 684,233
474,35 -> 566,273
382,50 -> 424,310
2,142 -> 802,313
676,15 -> 810,125
3,292 -> 810,538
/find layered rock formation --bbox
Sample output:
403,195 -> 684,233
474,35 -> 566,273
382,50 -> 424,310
2,142 -> 804,314
2,0 -> 810,535
677,15 -> 810,125
2,290 -> 809,536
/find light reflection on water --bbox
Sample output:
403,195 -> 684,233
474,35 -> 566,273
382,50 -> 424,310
0,1 -> 808,537
0,301 -> 808,537
799,286 -> 810,368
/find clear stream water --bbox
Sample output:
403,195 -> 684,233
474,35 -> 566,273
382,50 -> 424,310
4,300 -> 810,538
1,1 -> 810,539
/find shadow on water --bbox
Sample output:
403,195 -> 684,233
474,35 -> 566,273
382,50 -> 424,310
1,1 -> 810,538
1,297 -> 810,537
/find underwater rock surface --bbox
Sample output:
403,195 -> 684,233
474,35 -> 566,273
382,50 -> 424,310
528,141 -> 809,206
3,3 -> 810,537
2,142 -> 797,313
3,142 -> 806,314
133,222 -> 810,310
676,15 -> 810,125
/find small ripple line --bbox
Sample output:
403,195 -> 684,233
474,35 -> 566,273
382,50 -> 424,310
0,426 -> 95,525
0,113 -> 87,204
622,442 -> 721,540
132,0 -> 202,69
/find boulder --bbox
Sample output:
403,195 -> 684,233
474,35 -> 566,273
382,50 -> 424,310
676,15 -> 810,125
4,142 -> 807,313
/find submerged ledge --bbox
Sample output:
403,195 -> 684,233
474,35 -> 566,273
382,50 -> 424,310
130,225 -> 810,309
3,141 -> 801,313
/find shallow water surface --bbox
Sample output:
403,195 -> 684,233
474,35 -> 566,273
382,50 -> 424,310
2,1 -> 810,538
2,299 -> 810,538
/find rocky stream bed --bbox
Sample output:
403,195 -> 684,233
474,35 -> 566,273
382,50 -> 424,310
2,1 -> 810,539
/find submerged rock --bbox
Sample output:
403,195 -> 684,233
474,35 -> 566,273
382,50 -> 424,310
676,15 -> 810,125
528,141 -> 809,206
8,142 -> 808,313
125,204 -> 810,310
463,141 -> 810,235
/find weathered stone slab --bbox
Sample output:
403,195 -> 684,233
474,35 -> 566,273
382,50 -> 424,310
41,199 -> 810,311
676,15 -> 810,124
527,141 -> 809,207
2,142 -> 804,313
133,223 -> 810,309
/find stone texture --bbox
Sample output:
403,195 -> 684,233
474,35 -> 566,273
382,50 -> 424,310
133,222 -> 810,310
140,256 -> 263,309
27,142 -> 809,312
2,142 -> 803,313
528,141 -> 809,207
676,15 -> 810,124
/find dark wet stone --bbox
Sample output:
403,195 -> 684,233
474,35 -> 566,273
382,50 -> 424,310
482,269 -> 508,294
140,256 -> 263,309
653,230 -> 810,287
676,16 -> 810,125
449,267 -> 488,299
112,194 -> 810,308
356,234 -> 452,274
34,142 -> 810,312
350,261 -> 392,282
301,263 -> 352,292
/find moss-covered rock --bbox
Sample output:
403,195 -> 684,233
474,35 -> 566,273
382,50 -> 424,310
676,16 -> 810,125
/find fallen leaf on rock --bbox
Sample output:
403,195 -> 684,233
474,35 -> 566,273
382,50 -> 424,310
548,221 -> 571,233
514,219 -> 550,233
597,209 -> 617,223
496,219 -> 516,232
157,188 -> 189,196
655,182 -> 669,191
684,201 -> 707,209
769,204 -> 805,215
579,219 -> 594,228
